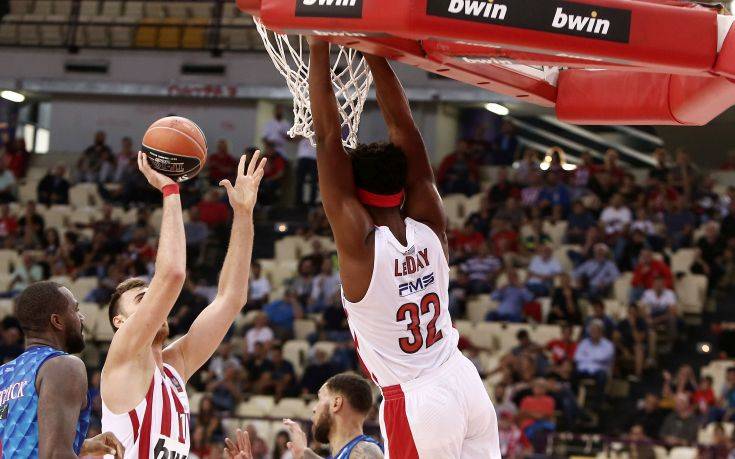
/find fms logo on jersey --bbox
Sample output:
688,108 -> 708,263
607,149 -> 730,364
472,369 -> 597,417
399,272 -> 435,297
295,0 -> 364,18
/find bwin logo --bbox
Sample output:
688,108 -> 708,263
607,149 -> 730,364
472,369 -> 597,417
461,56 -> 513,66
551,8 -> 610,36
448,0 -> 508,21
398,273 -> 435,297
302,0 -> 357,5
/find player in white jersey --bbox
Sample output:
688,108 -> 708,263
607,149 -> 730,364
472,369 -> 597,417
101,151 -> 266,458
307,39 -> 500,459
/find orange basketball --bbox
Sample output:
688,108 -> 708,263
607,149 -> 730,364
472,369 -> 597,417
141,116 -> 207,183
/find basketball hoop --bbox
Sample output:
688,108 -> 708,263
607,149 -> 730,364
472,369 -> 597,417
253,18 -> 373,149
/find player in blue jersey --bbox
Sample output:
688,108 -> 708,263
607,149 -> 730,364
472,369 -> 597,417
0,281 -> 124,458
224,373 -> 383,459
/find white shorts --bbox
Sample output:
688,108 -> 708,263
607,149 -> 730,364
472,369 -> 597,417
379,351 -> 501,459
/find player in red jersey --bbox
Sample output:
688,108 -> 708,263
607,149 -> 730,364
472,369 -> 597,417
101,151 -> 266,458
307,38 -> 500,458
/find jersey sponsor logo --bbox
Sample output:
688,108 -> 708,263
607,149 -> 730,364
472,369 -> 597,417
394,248 -> 430,277
398,272 -> 435,297
154,437 -> 188,459
295,0 -> 363,18
0,380 -> 29,406
426,0 -> 631,43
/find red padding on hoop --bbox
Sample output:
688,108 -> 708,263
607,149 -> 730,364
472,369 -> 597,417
556,70 -> 735,125
714,23 -> 735,79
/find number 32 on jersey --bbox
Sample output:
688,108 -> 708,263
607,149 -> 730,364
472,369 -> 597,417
396,292 -> 444,354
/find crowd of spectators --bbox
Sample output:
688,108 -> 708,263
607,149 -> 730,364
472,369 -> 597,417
2,118 -> 735,457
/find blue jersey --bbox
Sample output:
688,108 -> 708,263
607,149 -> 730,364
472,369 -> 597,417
329,435 -> 383,459
0,346 -> 91,457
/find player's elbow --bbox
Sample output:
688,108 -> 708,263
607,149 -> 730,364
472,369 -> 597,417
159,266 -> 186,286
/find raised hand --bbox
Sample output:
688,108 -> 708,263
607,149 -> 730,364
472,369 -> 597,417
137,152 -> 176,191
81,431 -> 125,458
224,429 -> 253,459
284,418 -> 309,459
219,150 -> 267,215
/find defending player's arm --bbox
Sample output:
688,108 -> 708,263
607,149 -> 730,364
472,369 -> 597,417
106,153 -> 186,363
164,152 -> 266,380
350,442 -> 384,459
37,355 -> 124,459
307,39 -> 373,259
363,55 -> 447,247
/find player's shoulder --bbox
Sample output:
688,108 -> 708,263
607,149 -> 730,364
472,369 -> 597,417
349,441 -> 384,459
39,354 -> 86,376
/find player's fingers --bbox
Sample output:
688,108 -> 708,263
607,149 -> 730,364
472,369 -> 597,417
287,441 -> 294,450
225,437 -> 237,451
238,153 -> 248,178
219,179 -> 234,193
247,150 -> 260,176
224,448 -> 233,459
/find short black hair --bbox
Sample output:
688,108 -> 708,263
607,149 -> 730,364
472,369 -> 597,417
325,372 -> 373,415
516,329 -> 529,340
348,142 -> 407,197
108,278 -> 147,331
14,281 -> 68,333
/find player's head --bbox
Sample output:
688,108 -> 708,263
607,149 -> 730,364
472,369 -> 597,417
15,281 -> 85,354
348,142 -> 407,209
108,278 -> 169,341
312,372 -> 374,443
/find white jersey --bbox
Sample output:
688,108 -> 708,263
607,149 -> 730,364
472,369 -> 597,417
342,218 -> 459,387
102,364 -> 190,459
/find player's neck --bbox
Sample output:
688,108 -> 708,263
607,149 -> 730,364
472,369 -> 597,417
26,334 -> 64,352
151,341 -> 165,369
328,417 -> 364,455
368,208 -> 406,244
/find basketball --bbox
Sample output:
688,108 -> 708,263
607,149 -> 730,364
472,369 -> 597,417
141,116 -> 207,183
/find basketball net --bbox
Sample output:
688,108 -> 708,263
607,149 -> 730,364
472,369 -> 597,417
254,18 -> 373,149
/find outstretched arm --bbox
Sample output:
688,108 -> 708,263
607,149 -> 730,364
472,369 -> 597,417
106,153 -> 186,365
307,39 -> 372,261
164,152 -> 266,380
364,55 -> 447,245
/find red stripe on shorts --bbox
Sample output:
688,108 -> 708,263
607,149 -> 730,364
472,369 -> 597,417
138,377 -> 155,458
382,384 -> 419,459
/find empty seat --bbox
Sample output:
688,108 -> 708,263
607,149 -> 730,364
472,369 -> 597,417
283,340 -> 309,376
613,272 -> 633,305
100,1 -> 123,17
190,2 -> 213,18
32,1 -> 54,15
312,341 -> 337,360
220,16 -> 255,50
158,17 -> 183,48
0,299 -> 15,319
294,319 -> 316,340
18,19 -> 40,46
78,1 -> 99,16
675,275 -> 708,315
144,1 -> 165,19
189,392 -> 204,414
9,0 -> 30,15
166,2 -> 190,18
72,277 -> 98,301
235,400 -> 267,418
454,320 -> 474,338
472,322 -> 498,350
0,16 -> 19,45
122,1 -> 144,18
467,295 -> 494,323
671,248 -> 697,274
40,16 -> 67,46
270,398 -> 306,418
0,250 -> 19,275
275,236 -> 299,262
135,17 -> 159,48
182,18 -> 208,49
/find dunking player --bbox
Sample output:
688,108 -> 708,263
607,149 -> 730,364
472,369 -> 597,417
101,151 -> 266,458
307,39 -> 500,458
224,373 -> 382,459
0,281 -> 124,458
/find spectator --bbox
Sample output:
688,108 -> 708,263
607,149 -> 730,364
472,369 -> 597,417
583,299 -> 616,339
650,147 -> 671,182
5,251 -> 44,296
497,410 -> 524,459
526,244 -> 563,297
572,243 -> 620,299
195,396 -> 225,443
247,261 -> 271,309
629,394 -> 666,440
267,345 -> 297,399
263,289 -> 303,339
197,189 -> 230,229
244,424 -> 269,459
319,299 -> 351,342
693,376 -> 717,416
184,207 -> 210,264
97,148 -> 117,183
295,137 -> 318,206
300,349 -> 337,395
245,313 -> 275,354
208,361 -> 243,412
0,160 -> 16,204
290,258 -> 315,307
600,193 -> 632,236
566,201 -> 596,244
37,165 -> 70,205
0,203 -> 18,246
617,229 -> 649,272
260,142 -> 288,206
664,197 -> 696,249
243,341 -> 275,395
272,431 -> 294,459
546,324 -> 577,366
460,243 -> 502,294
208,342 -> 242,382
639,276 -> 679,343
208,139 -> 239,185
614,304 -> 649,380
493,119 -> 518,165
519,378 -> 556,452
77,131 -> 111,182
548,273 -> 582,324
574,320 -> 615,408
262,105 -> 291,153
647,177 -> 680,213
437,140 -> 480,196
309,258 -> 340,313
486,168 -> 520,211
490,218 -> 520,261
450,222 -> 486,262
623,424 -> 656,459
539,173 -> 571,216
520,172 -> 543,209
0,323 -> 23,363
113,136 -> 136,182
5,138 -> 29,179
662,365 -> 698,406
631,249 -> 673,303
697,221 -> 724,288
486,269 -> 534,322
570,151 -> 597,195
448,270 -> 471,318
659,394 -> 701,447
